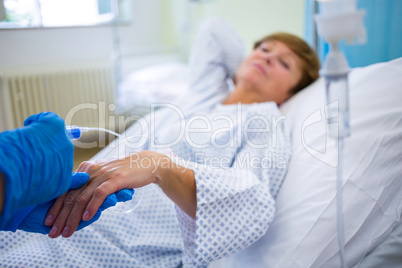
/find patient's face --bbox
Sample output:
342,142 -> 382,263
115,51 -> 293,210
236,41 -> 302,105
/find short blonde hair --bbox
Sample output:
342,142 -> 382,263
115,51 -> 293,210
254,33 -> 320,95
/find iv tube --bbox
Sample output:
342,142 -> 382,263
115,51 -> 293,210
66,126 -> 144,214
321,48 -> 350,268
336,139 -> 347,268
321,42 -> 350,268
66,125 -> 121,140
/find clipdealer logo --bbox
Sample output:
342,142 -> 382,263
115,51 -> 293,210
64,101 -> 291,170
301,100 -> 340,167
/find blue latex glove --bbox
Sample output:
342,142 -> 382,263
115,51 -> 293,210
1,172 -> 89,232
18,173 -> 134,234
0,112 -> 74,230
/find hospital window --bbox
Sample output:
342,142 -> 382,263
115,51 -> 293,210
0,0 -> 131,29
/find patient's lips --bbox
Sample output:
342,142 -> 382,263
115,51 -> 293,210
252,63 -> 267,77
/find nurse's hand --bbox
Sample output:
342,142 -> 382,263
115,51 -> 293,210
21,112 -> 75,202
19,172 -> 134,234
0,112 -> 74,230
46,151 -> 169,238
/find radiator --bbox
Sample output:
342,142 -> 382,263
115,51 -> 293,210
0,62 -> 117,132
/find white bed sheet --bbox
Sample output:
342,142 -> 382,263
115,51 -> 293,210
210,57 -> 402,267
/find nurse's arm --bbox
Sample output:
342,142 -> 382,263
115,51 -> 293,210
0,172 -> 5,214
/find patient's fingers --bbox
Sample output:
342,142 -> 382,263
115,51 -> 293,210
60,186 -> 100,238
45,172 -> 90,227
48,188 -> 84,238
47,158 -> 136,238
61,180 -> 112,237
50,163 -> 121,238
82,178 -> 122,221
44,193 -> 68,226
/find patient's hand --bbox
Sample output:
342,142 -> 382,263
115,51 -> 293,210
46,150 -> 169,238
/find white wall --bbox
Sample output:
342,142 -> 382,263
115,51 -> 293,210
0,0 -> 305,69
172,0 -> 306,58
0,27 -> 113,68
0,0 -> 178,70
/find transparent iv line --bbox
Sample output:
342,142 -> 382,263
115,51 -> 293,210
66,126 -> 146,214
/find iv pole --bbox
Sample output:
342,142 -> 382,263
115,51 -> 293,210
314,1 -> 366,267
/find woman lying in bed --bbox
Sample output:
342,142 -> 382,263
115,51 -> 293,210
0,18 -> 319,267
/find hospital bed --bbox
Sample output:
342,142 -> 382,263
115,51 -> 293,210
208,1 -> 402,266
1,59 -> 401,268
209,57 -> 402,267
116,1 -> 402,266
116,51 -> 402,268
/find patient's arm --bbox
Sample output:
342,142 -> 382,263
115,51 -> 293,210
183,18 -> 245,105
45,151 -> 196,238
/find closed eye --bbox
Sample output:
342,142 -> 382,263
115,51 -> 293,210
280,60 -> 289,70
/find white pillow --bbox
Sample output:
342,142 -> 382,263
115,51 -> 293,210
118,62 -> 189,111
211,58 -> 402,267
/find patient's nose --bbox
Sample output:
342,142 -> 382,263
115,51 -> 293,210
265,53 -> 279,65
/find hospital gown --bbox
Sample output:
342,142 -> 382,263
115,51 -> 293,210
0,18 -> 292,267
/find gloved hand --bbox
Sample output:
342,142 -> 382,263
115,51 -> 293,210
0,112 -> 74,230
18,173 -> 135,234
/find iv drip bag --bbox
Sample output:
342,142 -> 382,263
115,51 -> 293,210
315,0 -> 366,44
